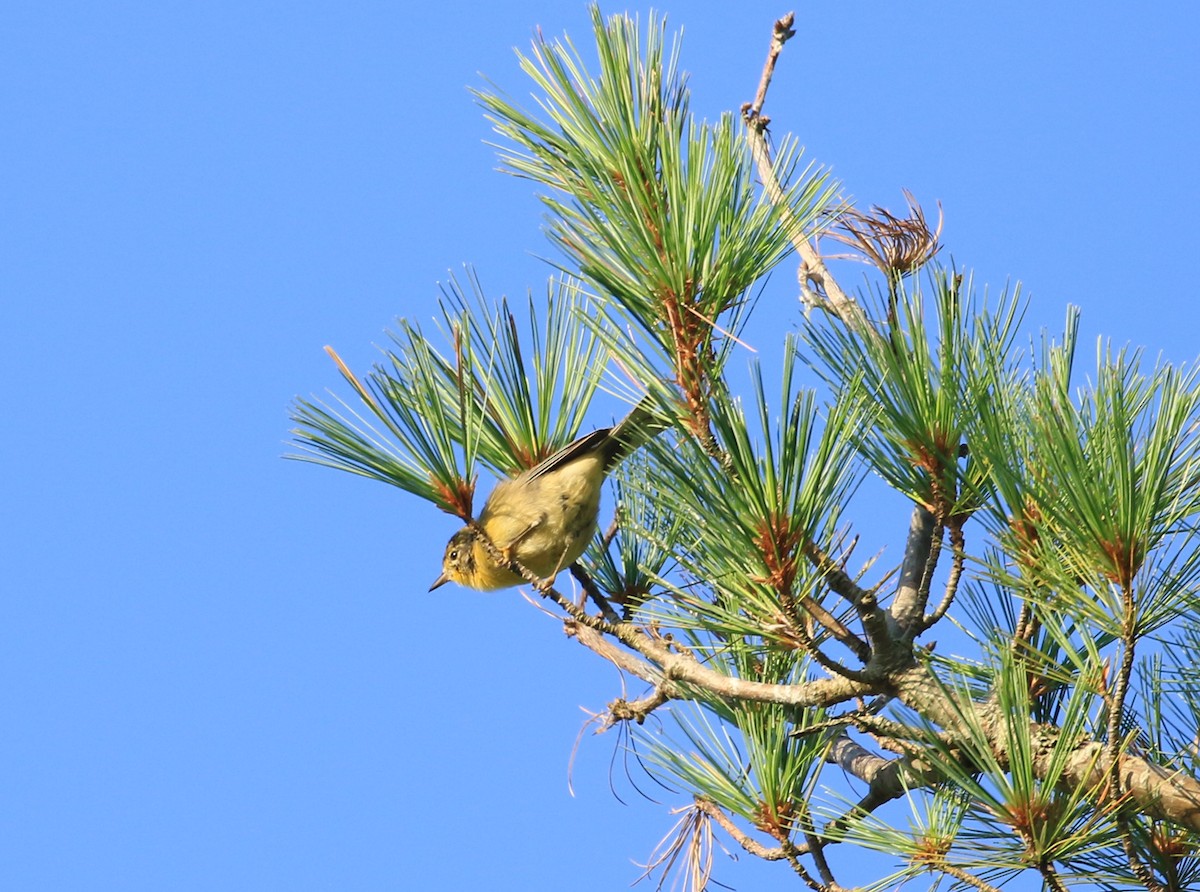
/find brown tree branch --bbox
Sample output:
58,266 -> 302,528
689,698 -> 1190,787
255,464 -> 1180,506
796,592 -> 871,665
775,606 -> 874,683
802,541 -> 870,607
803,541 -> 894,661
467,513 -> 880,718
794,710 -> 951,751
691,798 -> 854,892
566,620 -> 665,686
569,547 -> 1200,840
796,799 -> 842,890
693,796 -> 798,861
893,664 -> 1200,833
604,609 -> 876,708
561,593 -> 879,711
1108,595 -> 1167,892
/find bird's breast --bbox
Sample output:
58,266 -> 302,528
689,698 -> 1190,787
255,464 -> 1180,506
482,454 -> 606,576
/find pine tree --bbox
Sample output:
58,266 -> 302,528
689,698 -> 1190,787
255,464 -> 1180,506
290,9 -> 1200,890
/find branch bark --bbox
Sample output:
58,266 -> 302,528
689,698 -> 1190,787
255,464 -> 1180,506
566,608 -> 877,709
888,505 -> 935,636
893,664 -> 1200,833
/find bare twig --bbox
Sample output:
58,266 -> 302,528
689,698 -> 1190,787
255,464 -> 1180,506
566,620 -> 664,686
793,711 -> 950,751
922,524 -> 966,629
797,592 -> 871,665
1012,600 -> 1038,647
741,14 -> 871,336
692,799 -> 851,891
569,564 -> 622,624
595,610 -> 876,708
694,797 -> 798,861
1117,821 -> 1166,892
607,687 -> 673,726
797,800 -> 840,890
776,604 -> 873,682
784,853 -> 839,892
1108,587 -> 1167,892
744,12 -> 795,120
802,541 -> 870,606
913,518 -> 945,622
802,541 -> 896,663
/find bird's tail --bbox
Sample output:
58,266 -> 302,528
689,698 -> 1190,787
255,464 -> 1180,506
604,396 -> 671,469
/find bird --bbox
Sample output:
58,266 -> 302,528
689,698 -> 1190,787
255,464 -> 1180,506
429,399 -> 664,591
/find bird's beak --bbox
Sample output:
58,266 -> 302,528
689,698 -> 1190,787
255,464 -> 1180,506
428,572 -> 450,591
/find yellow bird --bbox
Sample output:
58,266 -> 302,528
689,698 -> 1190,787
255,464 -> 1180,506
429,401 -> 663,591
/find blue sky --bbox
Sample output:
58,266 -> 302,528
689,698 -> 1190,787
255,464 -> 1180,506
5,2 -> 1199,889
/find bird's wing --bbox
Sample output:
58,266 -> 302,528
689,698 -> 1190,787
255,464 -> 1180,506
524,398 -> 669,481
525,427 -> 612,481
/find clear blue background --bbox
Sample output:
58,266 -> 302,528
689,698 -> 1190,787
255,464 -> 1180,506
5,2 -> 1198,889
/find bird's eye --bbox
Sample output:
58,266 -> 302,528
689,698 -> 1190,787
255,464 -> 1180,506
449,549 -> 459,561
